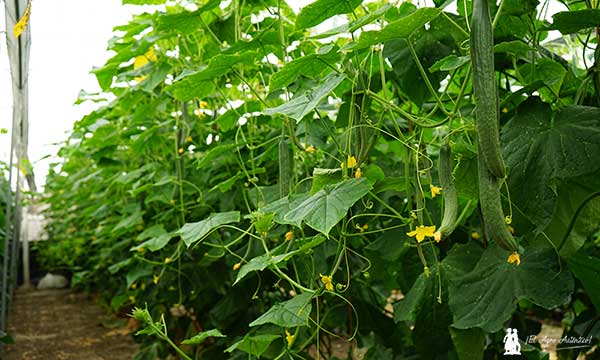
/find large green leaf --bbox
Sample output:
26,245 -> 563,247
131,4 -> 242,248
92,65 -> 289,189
449,244 -> 573,332
295,0 -> 363,30
501,0 -> 539,17
310,168 -> 342,194
156,1 -> 221,34
518,58 -> 566,102
502,98 -> 600,231
182,329 -> 226,345
310,4 -> 393,39
494,40 -> 535,58
429,54 -> 470,73
450,327 -> 485,360
393,274 -> 428,323
132,233 -> 173,252
443,242 -> 485,279
123,0 -> 165,3
264,72 -> 345,122
452,143 -> 479,201
177,52 -> 257,82
178,211 -> 240,247
567,251 -> 600,312
225,334 -> 280,357
136,224 -> 167,241
234,253 -> 291,285
394,267 -> 453,358
550,9 -> 600,34
249,292 -> 313,327
542,178 -> 600,257
113,210 -> 144,232
126,264 -> 153,288
234,236 -> 326,284
269,45 -> 341,91
168,52 -> 257,101
284,178 -> 372,235
135,62 -> 171,92
168,79 -> 215,102
351,8 -> 441,50
259,193 -> 311,226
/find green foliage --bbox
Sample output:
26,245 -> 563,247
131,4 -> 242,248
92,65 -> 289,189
225,334 -> 280,357
296,0 -> 364,30
550,9 -> 600,34
249,292 -> 313,327
283,178 -> 372,235
38,0 -> 600,358
0,330 -> 14,344
182,329 -> 226,345
502,99 -> 600,231
265,72 -> 346,122
179,211 -> 240,247
449,244 -> 573,332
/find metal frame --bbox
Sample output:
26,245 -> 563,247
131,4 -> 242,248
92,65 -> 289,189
1,0 -> 32,351
1,130 -> 16,334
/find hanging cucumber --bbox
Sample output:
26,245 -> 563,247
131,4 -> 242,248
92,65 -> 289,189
436,142 -> 458,240
470,0 -> 507,179
477,145 -> 518,252
279,128 -> 294,198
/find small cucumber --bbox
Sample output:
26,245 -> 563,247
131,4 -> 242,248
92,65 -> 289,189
279,134 -> 294,198
437,142 -> 458,238
471,0 -> 507,178
477,144 -> 518,251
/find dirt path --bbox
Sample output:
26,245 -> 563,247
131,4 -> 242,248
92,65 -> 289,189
3,288 -> 139,360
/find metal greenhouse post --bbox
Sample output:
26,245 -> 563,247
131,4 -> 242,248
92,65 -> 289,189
9,177 -> 21,301
1,0 -> 33,348
0,126 -> 15,339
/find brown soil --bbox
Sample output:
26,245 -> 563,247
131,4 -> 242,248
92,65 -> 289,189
3,288 -> 139,360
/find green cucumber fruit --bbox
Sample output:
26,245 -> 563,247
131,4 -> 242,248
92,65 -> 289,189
279,135 -> 293,198
437,142 -> 458,238
477,142 -> 518,251
471,0 -> 507,179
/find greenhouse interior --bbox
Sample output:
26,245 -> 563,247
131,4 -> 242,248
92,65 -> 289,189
1,0 -> 600,359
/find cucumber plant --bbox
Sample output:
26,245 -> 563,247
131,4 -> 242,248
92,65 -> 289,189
34,0 -> 600,359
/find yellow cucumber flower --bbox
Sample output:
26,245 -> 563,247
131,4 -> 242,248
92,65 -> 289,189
285,330 -> 295,346
347,155 -> 357,168
430,184 -> 442,198
407,225 -> 436,243
355,168 -> 362,178
320,274 -> 334,291
507,252 -> 521,266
